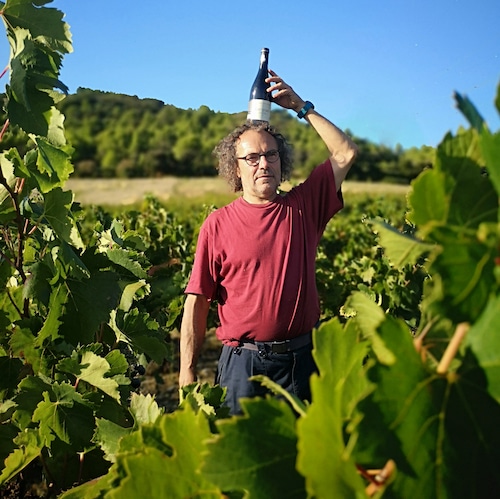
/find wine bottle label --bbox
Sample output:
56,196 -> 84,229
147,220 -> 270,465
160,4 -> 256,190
247,99 -> 271,122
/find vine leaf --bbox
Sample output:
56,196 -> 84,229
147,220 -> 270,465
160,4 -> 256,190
34,282 -> 68,345
454,91 -> 486,132
296,319 -> 368,498
94,418 -> 131,464
1,0 -> 72,55
101,407 -> 220,498
0,429 -> 43,487
369,218 -> 435,267
34,137 -> 74,191
129,392 -> 162,426
465,294 -> 500,403
32,382 -> 95,450
203,397 -> 306,498
344,292 -> 396,365
43,188 -> 83,249
353,315 -> 500,497
58,269 -> 121,346
111,308 -> 169,365
428,230 -> 495,322
58,351 -> 121,400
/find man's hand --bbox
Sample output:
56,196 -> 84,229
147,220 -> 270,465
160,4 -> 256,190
266,70 -> 306,113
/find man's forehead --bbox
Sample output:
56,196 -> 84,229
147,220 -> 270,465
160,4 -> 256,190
237,130 -> 277,151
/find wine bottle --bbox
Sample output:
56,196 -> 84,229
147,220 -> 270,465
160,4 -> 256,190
247,47 -> 271,123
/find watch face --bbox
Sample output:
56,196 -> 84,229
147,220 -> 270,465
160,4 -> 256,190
298,101 -> 314,118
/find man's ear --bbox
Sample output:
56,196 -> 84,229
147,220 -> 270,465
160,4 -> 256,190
236,166 -> 241,178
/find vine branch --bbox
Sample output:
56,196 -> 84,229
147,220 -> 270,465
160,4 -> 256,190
436,322 -> 470,375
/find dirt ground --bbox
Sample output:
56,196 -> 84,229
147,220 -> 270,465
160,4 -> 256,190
140,329 -> 222,412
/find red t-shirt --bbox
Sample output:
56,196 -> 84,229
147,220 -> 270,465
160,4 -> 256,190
185,159 -> 343,343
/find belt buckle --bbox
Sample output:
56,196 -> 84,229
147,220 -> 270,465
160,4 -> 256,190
270,340 -> 289,354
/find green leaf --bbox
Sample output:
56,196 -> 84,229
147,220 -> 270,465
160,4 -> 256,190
407,169 -> 449,231
119,280 -> 148,312
428,228 -> 495,322
104,349 -> 129,377
112,309 -> 168,365
179,382 -> 230,420
296,320 -> 368,498
0,429 -> 43,487
34,282 -> 68,346
466,294 -> 500,402
2,0 -> 72,55
107,248 -> 148,279
478,128 -> 500,203
250,374 -> 307,417
43,188 -> 84,249
11,375 -> 52,430
0,423 -> 18,469
109,407 -> 220,498
94,418 -> 131,463
5,24 -> 69,136
33,137 -> 74,190
454,91 -> 486,132
32,382 -> 95,449
58,472 -> 116,499
0,153 -> 17,208
0,357 -> 24,398
369,218 -> 435,268
9,325 -> 45,374
203,397 -> 306,498
59,270 -> 121,346
129,392 -> 162,426
344,292 -> 396,365
353,316 -> 500,497
65,351 -> 120,400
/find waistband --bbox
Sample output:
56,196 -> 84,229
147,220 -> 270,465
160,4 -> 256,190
238,332 -> 312,354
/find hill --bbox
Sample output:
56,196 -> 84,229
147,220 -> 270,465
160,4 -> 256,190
1,88 -> 435,183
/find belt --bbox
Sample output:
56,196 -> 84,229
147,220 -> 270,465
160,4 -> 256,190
238,332 -> 312,354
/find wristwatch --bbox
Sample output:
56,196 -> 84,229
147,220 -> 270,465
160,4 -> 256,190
297,101 -> 314,119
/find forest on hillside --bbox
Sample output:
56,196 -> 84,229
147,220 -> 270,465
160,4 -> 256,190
1,87 -> 435,182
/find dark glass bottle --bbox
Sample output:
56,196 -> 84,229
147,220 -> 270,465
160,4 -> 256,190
247,48 -> 271,123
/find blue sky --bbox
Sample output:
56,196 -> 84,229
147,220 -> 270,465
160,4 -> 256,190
1,0 -> 499,149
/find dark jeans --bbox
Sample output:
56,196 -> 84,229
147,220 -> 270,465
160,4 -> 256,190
215,342 -> 317,415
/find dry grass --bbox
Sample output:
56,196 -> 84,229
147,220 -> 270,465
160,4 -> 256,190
67,176 -> 409,207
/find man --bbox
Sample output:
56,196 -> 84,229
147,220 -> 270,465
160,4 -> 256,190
179,70 -> 357,415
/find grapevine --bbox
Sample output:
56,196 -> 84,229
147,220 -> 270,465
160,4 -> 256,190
0,1 -> 499,498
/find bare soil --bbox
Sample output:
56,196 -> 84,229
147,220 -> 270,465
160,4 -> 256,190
141,329 -> 222,413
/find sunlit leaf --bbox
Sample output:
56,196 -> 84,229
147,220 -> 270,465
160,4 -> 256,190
203,397 -> 306,498
0,429 -> 43,487
297,319 -> 368,498
109,407 -> 220,498
369,218 -> 435,268
1,0 -> 72,55
42,187 -> 84,248
129,392 -> 162,426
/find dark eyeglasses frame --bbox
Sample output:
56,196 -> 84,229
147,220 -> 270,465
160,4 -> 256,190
237,149 -> 280,167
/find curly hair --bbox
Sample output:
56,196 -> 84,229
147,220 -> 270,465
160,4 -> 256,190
213,121 -> 294,192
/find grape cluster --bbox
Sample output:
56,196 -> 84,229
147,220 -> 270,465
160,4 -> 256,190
130,364 -> 146,389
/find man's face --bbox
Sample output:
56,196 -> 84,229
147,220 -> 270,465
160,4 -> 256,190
235,130 -> 281,204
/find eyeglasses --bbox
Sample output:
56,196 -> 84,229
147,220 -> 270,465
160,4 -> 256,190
237,149 -> 280,167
